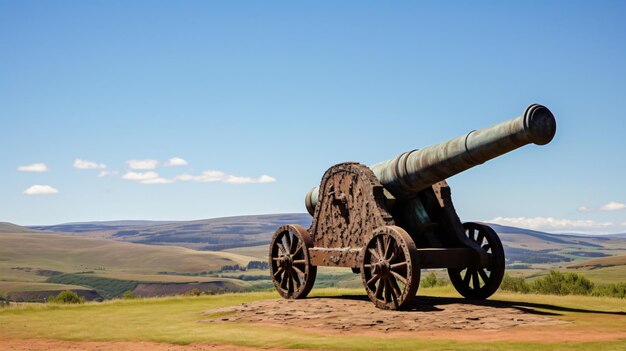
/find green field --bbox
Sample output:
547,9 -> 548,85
0,288 -> 624,350
0,232 -> 255,282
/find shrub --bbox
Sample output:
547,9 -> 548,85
122,290 -> 135,300
0,295 -> 9,307
47,290 -> 84,304
184,288 -> 204,296
500,273 -> 531,293
592,283 -> 626,299
531,270 -> 594,296
421,272 -> 449,288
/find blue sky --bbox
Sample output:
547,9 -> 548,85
1,1 -> 625,233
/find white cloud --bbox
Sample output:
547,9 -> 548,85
599,201 -> 626,212
224,174 -> 277,184
122,169 -> 276,185
23,184 -> 59,195
164,157 -> 188,167
175,170 -> 276,184
17,163 -> 48,172
127,159 -> 158,170
97,170 -> 119,177
122,171 -> 160,181
577,201 -> 626,213
74,159 -> 106,170
487,216 -> 619,234
141,177 -> 175,184
121,171 -> 174,184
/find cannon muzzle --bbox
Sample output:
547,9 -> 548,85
305,104 -> 556,215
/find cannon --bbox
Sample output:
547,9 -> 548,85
269,104 -> 556,309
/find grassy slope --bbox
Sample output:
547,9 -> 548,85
0,288 -> 624,350
0,282 -> 90,295
83,273 -> 248,284
221,244 -> 268,260
0,222 -> 38,234
0,232 -> 255,282
569,254 -> 626,269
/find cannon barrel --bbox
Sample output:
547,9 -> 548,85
305,104 -> 556,215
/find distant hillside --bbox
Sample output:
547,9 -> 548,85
568,254 -> 626,269
30,213 -> 312,251
0,232 -> 256,282
0,222 -> 39,234
486,223 -> 626,266
23,215 -> 626,266
29,220 -> 178,233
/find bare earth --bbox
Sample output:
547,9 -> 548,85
202,296 -> 626,343
203,296 -> 565,332
0,339 -> 309,351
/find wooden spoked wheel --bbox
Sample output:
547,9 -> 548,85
269,224 -> 317,299
360,226 -> 420,310
448,222 -> 505,300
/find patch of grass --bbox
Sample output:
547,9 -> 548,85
0,289 -> 624,350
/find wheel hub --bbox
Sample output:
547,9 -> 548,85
373,260 -> 390,277
279,255 -> 293,269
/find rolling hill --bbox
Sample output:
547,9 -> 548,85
0,222 -> 40,234
3,214 -> 626,299
0,232 -> 255,281
30,213 -> 312,250
27,215 -> 626,266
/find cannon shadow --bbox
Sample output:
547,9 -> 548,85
314,294 -> 626,316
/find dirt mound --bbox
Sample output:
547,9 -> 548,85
202,296 -> 566,333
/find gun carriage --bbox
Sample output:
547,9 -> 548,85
269,104 -> 557,309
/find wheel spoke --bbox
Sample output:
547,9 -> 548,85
367,274 -> 380,286
291,269 -> 301,289
387,251 -> 396,263
478,268 -> 489,282
292,265 -> 305,278
477,232 -> 485,246
468,228 -> 475,241
376,236 -> 385,260
383,279 -> 391,303
375,278 -> 384,299
463,269 -> 472,286
472,271 -> 480,290
390,261 -> 407,270
383,236 -> 393,259
284,233 -> 292,254
293,244 -> 303,256
368,248 -> 381,261
292,259 -> 306,265
290,270 -> 296,293
273,266 -> 285,278
289,235 -> 298,254
388,276 -> 402,298
276,242 -> 287,255
391,270 -> 407,285
280,269 -> 289,289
